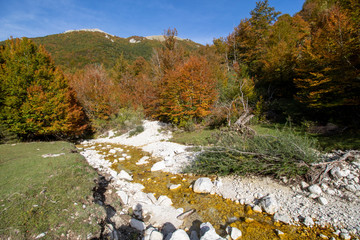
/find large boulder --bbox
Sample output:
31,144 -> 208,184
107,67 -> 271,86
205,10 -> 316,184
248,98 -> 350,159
193,178 -> 214,194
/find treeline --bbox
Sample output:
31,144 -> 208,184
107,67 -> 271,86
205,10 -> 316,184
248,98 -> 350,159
1,0 -> 359,141
217,0 -> 360,124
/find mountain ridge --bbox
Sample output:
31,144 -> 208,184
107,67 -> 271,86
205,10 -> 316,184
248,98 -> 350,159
1,30 -> 201,72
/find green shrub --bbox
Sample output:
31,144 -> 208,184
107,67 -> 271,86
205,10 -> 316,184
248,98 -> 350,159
185,127 -> 320,178
128,125 -> 145,137
92,107 -> 144,136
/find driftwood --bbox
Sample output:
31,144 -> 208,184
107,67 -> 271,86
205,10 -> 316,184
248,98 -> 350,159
307,150 -> 359,184
232,112 -> 255,135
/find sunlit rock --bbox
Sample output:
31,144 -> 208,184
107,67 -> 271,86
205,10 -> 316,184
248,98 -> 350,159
118,170 -> 133,181
193,178 -> 214,193
151,161 -> 166,171
166,229 -> 190,240
258,194 -> 278,214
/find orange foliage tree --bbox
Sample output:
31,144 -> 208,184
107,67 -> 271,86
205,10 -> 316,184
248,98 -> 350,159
294,6 -> 360,109
70,64 -> 120,120
156,56 -> 217,125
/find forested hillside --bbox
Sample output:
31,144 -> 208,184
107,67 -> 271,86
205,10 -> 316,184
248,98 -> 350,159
30,30 -> 201,72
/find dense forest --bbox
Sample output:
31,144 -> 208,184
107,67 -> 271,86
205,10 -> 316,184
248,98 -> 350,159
0,0 -> 359,142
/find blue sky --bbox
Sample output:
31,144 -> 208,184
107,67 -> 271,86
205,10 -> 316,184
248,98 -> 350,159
0,0 -> 305,45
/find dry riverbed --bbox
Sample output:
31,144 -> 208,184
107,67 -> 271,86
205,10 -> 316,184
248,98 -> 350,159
80,120 -> 360,240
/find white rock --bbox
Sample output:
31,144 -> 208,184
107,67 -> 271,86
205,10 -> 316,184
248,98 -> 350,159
303,216 -> 314,227
345,185 -> 357,193
193,178 -> 214,194
334,169 -> 351,178
109,149 -> 116,154
253,205 -> 262,213
258,194 -> 278,214
116,190 -> 128,205
151,161 -> 166,171
118,170 -> 133,181
35,232 -> 46,239
137,156 -> 150,165
273,212 -> 291,224
339,232 -> 351,240
167,229 -> 190,240
317,197 -> 328,205
308,185 -> 322,195
130,218 -> 146,231
226,226 -> 242,240
275,229 -> 285,236
200,222 -> 225,240
150,230 -> 163,240
157,195 -> 173,207
169,184 -> 181,190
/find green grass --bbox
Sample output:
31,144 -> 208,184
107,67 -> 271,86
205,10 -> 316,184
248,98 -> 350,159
0,141 -> 103,239
171,128 -> 219,146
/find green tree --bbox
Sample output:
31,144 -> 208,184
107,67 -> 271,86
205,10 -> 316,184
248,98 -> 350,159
0,38 -> 88,140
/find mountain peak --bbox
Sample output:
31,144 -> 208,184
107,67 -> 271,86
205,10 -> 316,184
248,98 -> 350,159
63,29 -> 114,37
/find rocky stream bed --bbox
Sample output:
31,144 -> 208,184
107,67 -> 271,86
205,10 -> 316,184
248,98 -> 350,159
79,121 -> 360,240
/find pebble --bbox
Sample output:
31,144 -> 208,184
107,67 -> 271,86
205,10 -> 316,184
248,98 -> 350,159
339,232 -> 351,240
275,229 -> 285,236
317,197 -> 328,205
130,218 -> 146,231
303,216 -> 314,227
169,184 -> 181,190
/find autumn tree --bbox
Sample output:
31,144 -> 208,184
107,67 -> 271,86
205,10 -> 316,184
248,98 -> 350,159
294,6 -> 360,115
0,38 -> 88,140
70,64 -> 119,120
156,56 -> 217,125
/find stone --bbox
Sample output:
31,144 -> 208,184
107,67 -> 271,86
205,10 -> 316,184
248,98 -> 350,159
345,185 -> 357,193
253,205 -> 262,213
166,229 -> 190,240
226,226 -> 242,240
193,178 -> 214,194
130,218 -> 146,231
200,222 -> 225,240
333,169 -> 351,178
308,185 -> 322,195
320,183 -> 329,191
339,232 -> 351,240
258,194 -> 278,214
317,197 -> 328,205
273,213 -> 291,224
319,234 -> 329,239
137,156 -> 150,165
118,170 -> 133,181
169,184 -> 181,190
151,161 -> 166,171
303,216 -> 314,227
116,190 -> 128,205
35,232 -> 46,239
157,195 -> 173,207
109,149 -> 116,154
150,230 -> 164,240
190,231 -> 199,240
300,181 -> 309,189
275,229 -> 284,236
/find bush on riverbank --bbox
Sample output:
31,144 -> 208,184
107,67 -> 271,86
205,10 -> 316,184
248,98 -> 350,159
185,126 -> 320,178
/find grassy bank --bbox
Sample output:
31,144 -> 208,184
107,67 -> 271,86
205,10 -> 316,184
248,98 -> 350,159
0,141 -> 103,239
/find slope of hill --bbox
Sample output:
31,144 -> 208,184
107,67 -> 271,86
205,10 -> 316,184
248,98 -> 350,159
26,30 -> 201,72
